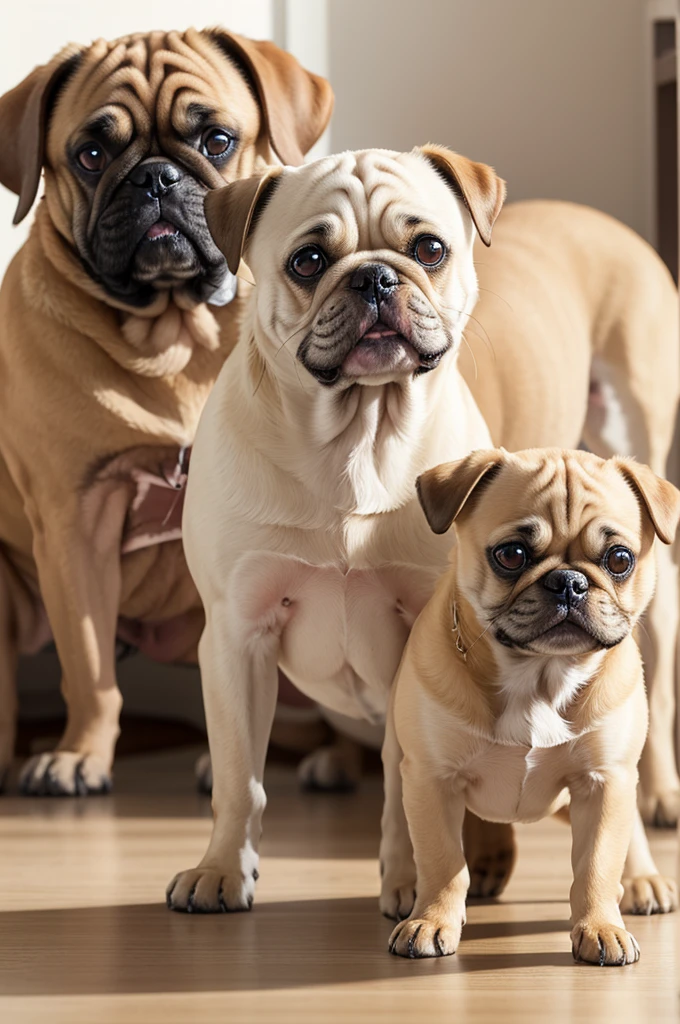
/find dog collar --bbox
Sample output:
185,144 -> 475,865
451,603 -> 468,661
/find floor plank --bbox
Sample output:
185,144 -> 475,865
0,748 -> 677,1023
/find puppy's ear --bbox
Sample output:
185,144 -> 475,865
417,449 -> 505,535
0,47 -> 83,224
204,168 -> 283,275
615,459 -> 680,545
418,143 -> 506,247
206,30 -> 334,165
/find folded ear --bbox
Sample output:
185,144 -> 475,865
206,30 -> 334,166
418,143 -> 506,246
615,459 -> 680,545
416,449 -> 505,535
0,47 -> 83,224
204,167 -> 283,275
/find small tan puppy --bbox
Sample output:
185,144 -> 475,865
385,448 -> 680,965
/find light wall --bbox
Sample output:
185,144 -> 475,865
328,0 -> 652,240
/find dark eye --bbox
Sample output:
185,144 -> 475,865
77,143 -> 107,173
289,245 -> 327,280
413,234 -> 446,267
201,128 -> 234,159
493,542 -> 528,573
603,546 -> 635,578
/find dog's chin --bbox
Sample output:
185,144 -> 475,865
305,322 -> 448,387
132,222 -> 201,285
341,335 -> 421,384
524,621 -> 604,655
496,617 -> 628,656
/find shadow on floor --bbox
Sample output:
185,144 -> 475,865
0,897 -> 573,995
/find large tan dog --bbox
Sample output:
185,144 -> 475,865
167,146 -> 677,913
0,29 -> 332,794
385,448 -> 680,964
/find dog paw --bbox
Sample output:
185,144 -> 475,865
639,790 -> 680,829
620,875 -> 678,916
388,914 -> 464,958
297,743 -> 361,792
379,870 -> 417,920
195,751 -> 212,795
571,919 -> 640,966
166,866 -> 257,913
467,837 -> 516,898
19,752 -> 112,796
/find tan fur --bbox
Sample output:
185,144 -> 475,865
385,448 -> 680,964
0,29 -> 331,793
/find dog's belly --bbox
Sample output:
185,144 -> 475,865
230,551 -> 436,721
462,743 -> 568,824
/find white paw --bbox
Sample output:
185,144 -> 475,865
388,913 -> 464,958
571,919 -> 640,966
620,875 -> 678,915
379,876 -> 417,921
19,751 -> 112,796
166,866 -> 258,913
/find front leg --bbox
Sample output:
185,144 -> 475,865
389,760 -> 468,958
569,769 -> 640,965
20,489 -> 128,796
167,606 -> 279,912
379,691 -> 416,920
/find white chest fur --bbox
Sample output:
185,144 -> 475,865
493,651 -> 604,748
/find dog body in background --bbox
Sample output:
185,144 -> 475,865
385,448 -> 680,964
0,29 -> 332,793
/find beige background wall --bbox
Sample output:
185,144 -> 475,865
328,0 -> 653,240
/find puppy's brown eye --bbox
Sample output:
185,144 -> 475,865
414,234 -> 446,268
77,143 -> 107,173
201,128 -> 234,159
493,543 -> 528,573
289,245 -> 327,280
603,546 -> 635,578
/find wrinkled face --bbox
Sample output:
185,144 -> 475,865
45,30 -> 266,307
455,452 -> 657,656
245,150 -> 479,388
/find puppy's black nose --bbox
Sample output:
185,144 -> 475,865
543,569 -> 589,602
350,263 -> 399,305
127,160 -> 182,198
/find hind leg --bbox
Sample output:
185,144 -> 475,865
584,339 -> 680,826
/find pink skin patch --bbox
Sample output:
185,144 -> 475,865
146,220 -> 178,240
342,321 -> 420,376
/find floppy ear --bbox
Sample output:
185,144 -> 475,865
206,30 -> 334,166
615,459 -> 680,545
204,168 -> 283,275
418,143 -> 506,247
0,47 -> 83,224
416,449 -> 505,535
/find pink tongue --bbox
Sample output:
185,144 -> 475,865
146,220 -> 176,239
362,321 -> 398,340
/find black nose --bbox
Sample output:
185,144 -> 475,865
127,160 -> 182,198
350,263 -> 399,305
543,569 -> 589,602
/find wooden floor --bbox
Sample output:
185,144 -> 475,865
0,748 -> 677,1024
